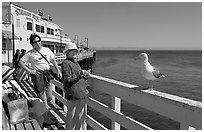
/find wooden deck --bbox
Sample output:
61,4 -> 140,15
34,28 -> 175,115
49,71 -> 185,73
2,80 -> 42,130
16,80 -> 67,130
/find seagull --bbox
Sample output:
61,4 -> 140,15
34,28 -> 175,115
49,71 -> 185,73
137,53 -> 165,90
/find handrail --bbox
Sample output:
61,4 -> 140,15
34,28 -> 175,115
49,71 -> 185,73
50,74 -> 202,130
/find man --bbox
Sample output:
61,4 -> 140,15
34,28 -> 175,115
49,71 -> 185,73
19,33 -> 62,127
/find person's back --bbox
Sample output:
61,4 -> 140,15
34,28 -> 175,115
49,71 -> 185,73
19,49 -> 26,60
14,49 -> 20,60
14,49 -> 21,69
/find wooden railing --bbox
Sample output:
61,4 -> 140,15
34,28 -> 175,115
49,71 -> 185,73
54,51 -> 95,63
50,74 -> 202,130
55,53 -> 66,63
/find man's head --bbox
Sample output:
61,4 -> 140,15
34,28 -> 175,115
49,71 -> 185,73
29,33 -> 42,50
16,49 -> 20,53
21,49 -> 26,53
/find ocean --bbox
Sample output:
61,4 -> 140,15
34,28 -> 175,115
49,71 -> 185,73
88,50 -> 202,130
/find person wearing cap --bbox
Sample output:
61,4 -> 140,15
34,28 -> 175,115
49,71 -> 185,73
2,65 -> 48,129
18,33 -> 61,127
62,42 -> 90,130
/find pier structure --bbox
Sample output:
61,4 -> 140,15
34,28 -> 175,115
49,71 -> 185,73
2,56 -> 201,130
54,50 -> 96,72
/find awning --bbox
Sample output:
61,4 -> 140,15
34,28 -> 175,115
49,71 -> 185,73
2,30 -> 19,40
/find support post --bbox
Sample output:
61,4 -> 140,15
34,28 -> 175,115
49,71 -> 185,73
111,96 -> 121,130
50,81 -> 55,104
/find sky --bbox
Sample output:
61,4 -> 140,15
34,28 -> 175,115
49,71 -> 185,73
5,1 -> 202,50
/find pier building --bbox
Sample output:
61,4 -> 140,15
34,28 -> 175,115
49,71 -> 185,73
2,3 -> 95,66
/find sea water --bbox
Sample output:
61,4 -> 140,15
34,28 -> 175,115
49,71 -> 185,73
88,50 -> 202,130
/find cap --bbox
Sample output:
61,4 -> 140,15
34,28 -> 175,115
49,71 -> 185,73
2,65 -> 15,82
64,42 -> 78,53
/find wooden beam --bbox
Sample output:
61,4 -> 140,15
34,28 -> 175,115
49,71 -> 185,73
111,96 -> 121,130
87,97 -> 152,130
86,115 -> 108,130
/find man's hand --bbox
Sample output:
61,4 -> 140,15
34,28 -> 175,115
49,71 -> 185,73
82,70 -> 90,79
29,69 -> 40,76
57,71 -> 62,80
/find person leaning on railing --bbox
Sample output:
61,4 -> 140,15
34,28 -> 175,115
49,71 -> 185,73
62,42 -> 90,130
18,33 -> 62,128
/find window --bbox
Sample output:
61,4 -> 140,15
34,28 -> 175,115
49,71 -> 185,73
51,29 -> 54,35
2,39 -> 6,54
50,45 -> 54,52
47,27 -> 54,35
47,28 -> 51,34
2,50 -> 6,54
2,39 -> 6,50
16,19 -> 20,27
41,26 -> 44,33
27,22 -> 32,31
47,28 -> 49,34
36,24 -> 40,32
36,24 -> 45,33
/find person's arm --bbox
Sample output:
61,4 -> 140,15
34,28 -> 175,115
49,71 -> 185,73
50,58 -> 62,79
81,70 -> 90,80
62,61 -> 78,84
48,48 -> 62,79
19,60 -> 39,75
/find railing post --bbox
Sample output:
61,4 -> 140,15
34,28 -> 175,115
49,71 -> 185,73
84,103 -> 88,130
50,81 -> 55,103
111,96 -> 121,130
63,90 -> 67,112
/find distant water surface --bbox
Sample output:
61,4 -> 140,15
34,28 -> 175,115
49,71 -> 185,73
88,50 -> 202,130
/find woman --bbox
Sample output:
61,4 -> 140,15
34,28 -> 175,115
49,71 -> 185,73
62,42 -> 90,130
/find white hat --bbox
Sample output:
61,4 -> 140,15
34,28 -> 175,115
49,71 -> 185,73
2,65 -> 15,82
64,42 -> 78,53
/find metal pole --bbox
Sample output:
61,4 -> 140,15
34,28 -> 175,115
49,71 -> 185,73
12,22 -> 15,67
7,38 -> 10,64
60,35 -> 62,53
86,37 -> 88,51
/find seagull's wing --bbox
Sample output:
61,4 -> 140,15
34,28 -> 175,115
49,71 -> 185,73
152,66 -> 165,78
